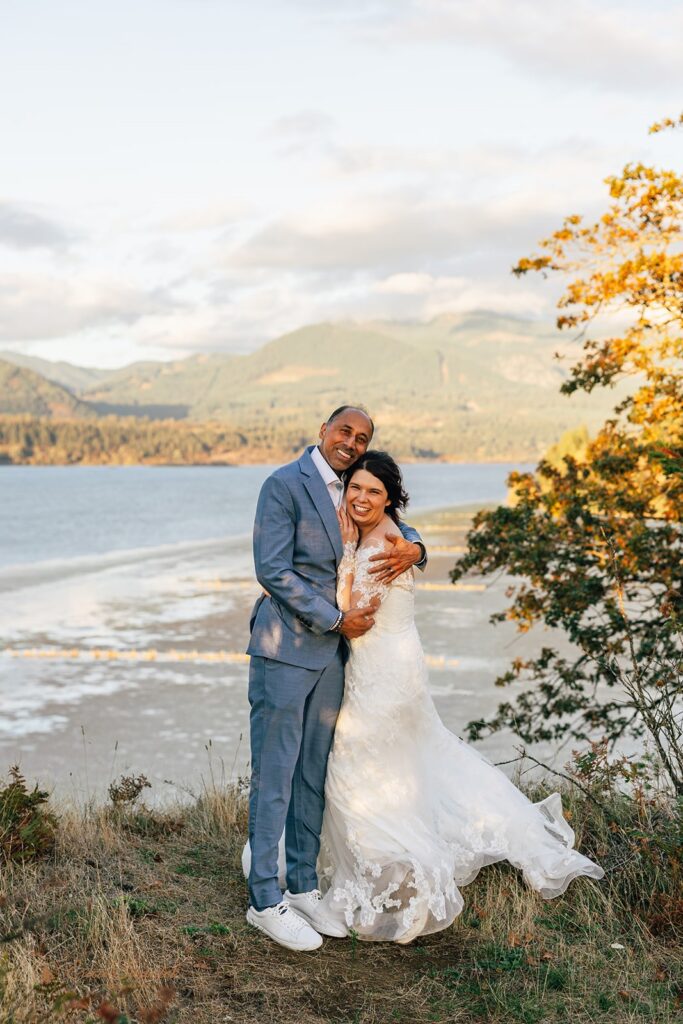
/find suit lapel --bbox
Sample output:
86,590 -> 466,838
300,447 -> 344,562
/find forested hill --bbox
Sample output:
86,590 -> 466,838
0,351 -> 108,393
0,312 -> 621,463
0,360 -> 94,420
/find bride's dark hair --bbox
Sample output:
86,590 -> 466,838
346,450 -> 410,525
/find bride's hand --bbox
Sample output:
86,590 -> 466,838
337,506 -> 359,545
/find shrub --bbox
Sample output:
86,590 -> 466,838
0,765 -> 57,863
108,773 -> 152,807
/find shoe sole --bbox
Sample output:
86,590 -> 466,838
246,910 -> 323,951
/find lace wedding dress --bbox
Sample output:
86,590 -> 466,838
317,541 -> 604,943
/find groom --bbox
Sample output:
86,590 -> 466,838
245,405 -> 426,950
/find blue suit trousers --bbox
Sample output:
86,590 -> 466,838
247,651 -> 345,910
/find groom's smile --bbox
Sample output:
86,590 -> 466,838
318,407 -> 373,474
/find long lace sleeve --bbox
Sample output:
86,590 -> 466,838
336,541 -> 357,612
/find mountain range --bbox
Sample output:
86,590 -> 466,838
0,312 -> 620,461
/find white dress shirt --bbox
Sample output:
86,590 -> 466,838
311,445 -> 345,510
310,445 -> 345,633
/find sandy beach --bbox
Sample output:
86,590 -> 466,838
0,496 -> 590,804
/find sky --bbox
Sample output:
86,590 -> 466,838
1,0 -> 682,368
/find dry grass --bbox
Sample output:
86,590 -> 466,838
1,776 -> 681,1024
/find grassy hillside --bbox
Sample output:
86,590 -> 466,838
0,361 -> 94,419
75,314 -> 600,421
0,350 -> 108,393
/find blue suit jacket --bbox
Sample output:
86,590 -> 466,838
246,446 -> 425,669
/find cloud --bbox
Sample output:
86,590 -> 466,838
229,188 -> 575,276
130,295 -> 286,353
0,273 -> 173,342
223,124 -> 619,301
271,109 -> 336,141
125,260 -> 553,356
331,137 -> 615,187
309,0 -> 683,92
371,271 -> 549,320
0,202 -> 75,251
0,259 -> 554,359
269,109 -> 337,159
0,134 -> 609,358
157,201 -> 253,233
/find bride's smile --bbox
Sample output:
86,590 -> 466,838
345,469 -> 391,532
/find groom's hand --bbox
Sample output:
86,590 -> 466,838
368,534 -> 422,583
339,597 -> 380,639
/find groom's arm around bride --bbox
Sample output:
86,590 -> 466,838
248,468 -> 379,647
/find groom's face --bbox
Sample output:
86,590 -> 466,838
319,409 -> 373,474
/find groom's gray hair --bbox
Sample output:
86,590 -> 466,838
326,405 -> 375,435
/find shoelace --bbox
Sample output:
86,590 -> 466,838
273,901 -> 308,931
289,889 -> 322,903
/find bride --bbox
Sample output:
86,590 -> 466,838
315,450 -> 604,944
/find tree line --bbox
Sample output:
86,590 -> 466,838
0,409 -> 594,466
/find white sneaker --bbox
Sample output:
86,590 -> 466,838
246,900 -> 323,951
284,889 -> 349,938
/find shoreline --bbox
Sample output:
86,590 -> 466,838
0,455 -> 533,467
0,493 -> 585,805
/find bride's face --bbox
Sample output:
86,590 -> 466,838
345,469 -> 391,529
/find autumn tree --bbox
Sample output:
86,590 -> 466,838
452,118 -> 683,793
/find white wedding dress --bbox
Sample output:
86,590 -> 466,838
316,540 -> 604,943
